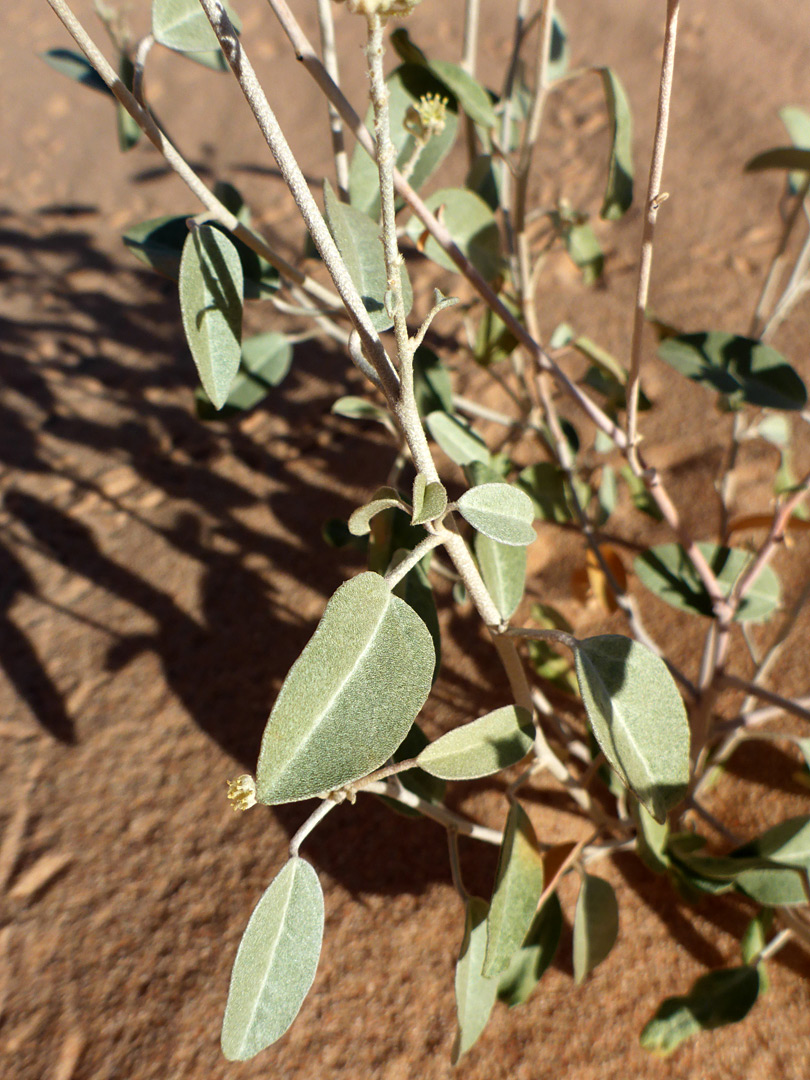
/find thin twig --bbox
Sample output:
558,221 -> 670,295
718,674 -> 810,724
363,780 -> 503,845
625,0 -> 681,471
289,799 -> 337,856
315,0 -> 350,199
751,173 -> 810,338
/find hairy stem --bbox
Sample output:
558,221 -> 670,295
316,0 -> 350,199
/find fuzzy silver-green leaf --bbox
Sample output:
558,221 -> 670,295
221,857 -> 323,1061
417,705 -> 534,780
456,483 -> 536,547
452,897 -> 498,1064
256,573 -> 434,803
572,873 -> 619,984
484,802 -> 544,977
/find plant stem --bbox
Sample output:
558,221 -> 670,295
45,0 -> 341,313
718,674 -> 810,724
363,780 -> 503,845
506,626 -> 578,651
315,0 -> 350,199
289,799 -> 337,856
460,0 -> 481,166
196,0 -> 401,402
750,174 -> 810,338
384,531 -> 446,590
625,0 -> 680,472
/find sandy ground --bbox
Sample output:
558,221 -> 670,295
2,1 -> 810,1077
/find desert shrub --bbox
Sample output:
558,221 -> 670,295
44,0 -> 810,1062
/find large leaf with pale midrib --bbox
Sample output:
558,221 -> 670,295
221,857 -> 323,1061
496,892 -> 562,1007
452,897 -> 498,1064
152,0 -> 241,54
417,706 -> 534,780
574,635 -> 690,822
475,532 -> 526,620
257,573 -> 434,804
484,802 -> 544,977
456,484 -> 536,547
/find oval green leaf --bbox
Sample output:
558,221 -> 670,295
221,857 -> 324,1061
475,532 -> 527,621
152,0 -> 241,54
417,705 -> 534,780
411,476 -> 447,526
484,802 -> 544,977
451,897 -> 498,1064
634,541 -> 782,624
405,188 -> 502,282
564,220 -> 604,284
745,146 -> 810,174
657,332 -> 807,411
426,411 -> 492,467
323,181 -> 412,331
456,483 -> 536,547
574,635 -> 690,822
42,48 -> 112,96
179,224 -> 243,410
496,891 -> 562,1008
196,332 -> 293,419
598,67 -> 634,220
412,347 -> 454,417
640,967 -> 761,1056
349,488 -> 406,537
572,873 -> 619,984
780,106 -> 810,191
256,573 -> 434,804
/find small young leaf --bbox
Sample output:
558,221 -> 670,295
564,221 -> 604,284
426,411 -> 492,467
740,909 -> 773,965
474,532 -> 527,621
179,224 -> 243,410
411,476 -> 447,526
152,0 -> 241,54
349,489 -> 406,536
572,873 -> 619,984
516,462 -> 578,523
496,892 -> 563,1007
196,332 -> 293,419
405,188 -> 502,282
634,542 -> 782,624
574,635 -> 690,822
452,897 -> 498,1064
221,857 -> 324,1061
474,296 -> 521,367
323,180 -> 412,331
621,467 -> 663,521
658,332 -> 807,411
349,64 -> 459,218
598,68 -> 634,220
412,347 -> 454,416
780,106 -> 810,191
640,967 -> 762,1056
484,802 -> 544,977
331,396 -> 396,431
456,484 -> 536,547
41,48 -> 113,95
633,800 -> 670,875
596,465 -> 617,525
256,573 -> 435,804
417,706 -> 534,780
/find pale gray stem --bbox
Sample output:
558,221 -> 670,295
196,0 -> 400,401
289,799 -> 337,856
626,0 -> 680,471
751,174 -> 810,338
45,0 -> 341,312
384,532 -> 445,590
316,0 -> 350,199
363,780 -> 503,845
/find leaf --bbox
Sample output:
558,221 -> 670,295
621,467 -> 663,521
349,488 -> 406,536
574,635 -> 690,822
323,180 -> 412,332
196,332 -> 293,418
634,542 -> 782,624
598,68 -> 634,220
406,188 -> 502,282
744,147 -> 810,174
451,897 -> 498,1064
411,475 -> 447,526
179,224 -> 243,410
41,48 -> 112,95
484,803 -> 544,977
116,54 -> 141,152
465,154 -> 501,211
474,296 -> 521,367
564,221 -> 604,284
417,706 -> 534,780
731,816 -> 810,903
221,857 -> 324,1061
740,910 -> 773,965
456,484 -> 536,547
780,106 -> 810,191
122,214 -> 279,298
256,572 -> 435,804
412,347 -> 453,416
640,967 -> 762,1056
658,332 -> 807,411
497,892 -> 563,1007
331,396 -> 396,431
426,411 -> 492,467
516,462 -> 578,523
475,532 -> 527,621
390,550 -> 441,681
633,800 -> 670,875
152,0 -> 241,54
596,465 -> 617,525
349,64 -> 458,218
572,873 -> 619,984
